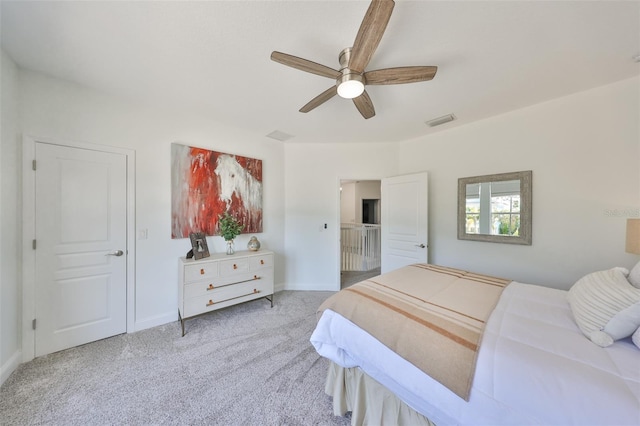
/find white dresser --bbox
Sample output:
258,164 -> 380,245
178,250 -> 274,336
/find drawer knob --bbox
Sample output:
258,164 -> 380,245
206,299 -> 214,307
207,284 -> 214,290
200,268 -> 205,275
233,264 -> 237,269
253,289 -> 258,293
260,259 -> 264,265
254,275 -> 258,280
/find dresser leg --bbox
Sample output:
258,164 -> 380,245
178,310 -> 185,337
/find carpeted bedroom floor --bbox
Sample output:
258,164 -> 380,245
0,291 -> 351,426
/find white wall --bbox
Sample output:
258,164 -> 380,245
284,143 -> 398,291
398,77 -> 640,289
18,70 -> 286,332
340,182 -> 356,223
1,49 -> 21,383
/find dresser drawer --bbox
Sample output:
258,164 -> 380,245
250,253 -> 273,270
219,257 -> 250,276
183,270 -> 271,299
184,262 -> 218,283
183,279 -> 273,317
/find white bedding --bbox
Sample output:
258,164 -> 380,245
311,282 -> 640,425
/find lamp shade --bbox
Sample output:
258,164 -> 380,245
625,218 -> 640,254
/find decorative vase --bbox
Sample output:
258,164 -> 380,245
226,239 -> 235,255
247,236 -> 261,251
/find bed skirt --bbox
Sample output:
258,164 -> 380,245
325,361 -> 435,426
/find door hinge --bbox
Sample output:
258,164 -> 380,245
32,319 -> 36,330
32,239 -> 37,250
32,159 -> 36,171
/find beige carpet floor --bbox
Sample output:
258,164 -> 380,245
0,291 -> 351,426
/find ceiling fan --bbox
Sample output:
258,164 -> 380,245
270,0 -> 437,119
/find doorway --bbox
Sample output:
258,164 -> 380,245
339,180 -> 382,288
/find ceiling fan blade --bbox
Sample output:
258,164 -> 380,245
349,0 -> 395,73
364,66 -> 438,85
271,51 -> 340,79
352,90 -> 375,119
300,86 -> 338,113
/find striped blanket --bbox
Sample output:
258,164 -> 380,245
318,264 -> 511,400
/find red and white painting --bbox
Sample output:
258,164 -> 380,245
171,143 -> 263,239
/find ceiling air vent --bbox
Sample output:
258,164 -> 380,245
266,130 -> 294,141
425,114 -> 456,128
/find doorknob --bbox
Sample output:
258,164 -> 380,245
106,250 -> 124,256
415,244 -> 426,248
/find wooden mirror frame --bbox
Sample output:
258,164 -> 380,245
457,170 -> 532,245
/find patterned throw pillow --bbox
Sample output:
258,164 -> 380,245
568,268 -> 640,347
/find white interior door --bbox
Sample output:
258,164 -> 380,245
381,172 -> 429,273
34,142 -> 127,356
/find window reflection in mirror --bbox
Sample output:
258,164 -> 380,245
465,180 -> 520,236
458,171 -> 532,245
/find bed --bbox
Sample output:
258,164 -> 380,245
310,263 -> 640,425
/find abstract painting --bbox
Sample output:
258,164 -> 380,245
171,143 -> 263,239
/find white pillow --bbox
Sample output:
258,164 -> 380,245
591,302 -> 640,347
568,268 -> 640,347
632,327 -> 640,350
627,261 -> 640,289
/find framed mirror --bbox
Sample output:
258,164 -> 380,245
458,170 -> 532,245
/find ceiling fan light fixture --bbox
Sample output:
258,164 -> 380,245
271,0 -> 437,118
336,73 -> 365,99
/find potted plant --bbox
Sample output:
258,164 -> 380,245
218,211 -> 244,255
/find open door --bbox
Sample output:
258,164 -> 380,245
381,172 -> 428,273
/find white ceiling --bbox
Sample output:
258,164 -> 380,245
2,1 -> 639,144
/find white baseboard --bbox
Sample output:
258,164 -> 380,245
1,350 -> 22,386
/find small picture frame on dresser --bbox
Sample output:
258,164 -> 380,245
189,232 -> 210,260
